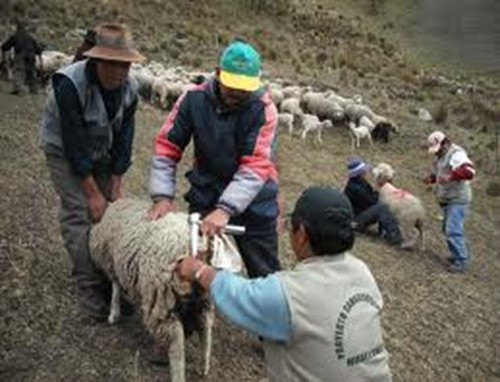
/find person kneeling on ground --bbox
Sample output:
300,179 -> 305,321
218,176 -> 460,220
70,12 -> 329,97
344,157 -> 402,246
176,186 -> 392,382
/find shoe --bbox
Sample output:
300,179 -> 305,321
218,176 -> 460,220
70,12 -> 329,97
448,262 -> 468,273
76,288 -> 110,321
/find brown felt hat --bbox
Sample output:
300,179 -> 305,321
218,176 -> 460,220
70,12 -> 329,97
84,23 -> 145,63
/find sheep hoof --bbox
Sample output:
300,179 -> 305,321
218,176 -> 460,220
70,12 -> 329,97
107,313 -> 120,325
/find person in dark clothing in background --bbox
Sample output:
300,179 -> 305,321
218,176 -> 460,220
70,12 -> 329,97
72,29 -> 96,63
344,157 -> 402,246
1,20 -> 43,94
40,23 -> 144,321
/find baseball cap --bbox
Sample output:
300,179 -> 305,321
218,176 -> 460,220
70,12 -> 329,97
427,131 -> 446,154
219,41 -> 262,92
292,187 -> 354,252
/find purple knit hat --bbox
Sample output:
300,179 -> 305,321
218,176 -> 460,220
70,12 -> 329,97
347,157 -> 370,178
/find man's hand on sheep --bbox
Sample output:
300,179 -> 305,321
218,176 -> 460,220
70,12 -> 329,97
110,175 -> 124,201
175,257 -> 216,290
146,199 -> 177,220
201,208 -> 230,236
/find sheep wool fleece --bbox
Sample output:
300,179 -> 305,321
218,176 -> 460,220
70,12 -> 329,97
264,254 -> 392,382
89,198 -> 191,340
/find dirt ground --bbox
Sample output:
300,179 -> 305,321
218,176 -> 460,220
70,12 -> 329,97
0,68 -> 499,382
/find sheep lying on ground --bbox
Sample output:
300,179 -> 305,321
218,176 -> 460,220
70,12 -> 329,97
372,163 -> 425,251
90,199 -> 215,382
348,120 -> 373,149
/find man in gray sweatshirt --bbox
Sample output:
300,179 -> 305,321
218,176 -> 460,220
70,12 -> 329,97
176,186 -> 392,381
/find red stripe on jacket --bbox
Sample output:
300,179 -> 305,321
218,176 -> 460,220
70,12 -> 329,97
240,92 -> 278,182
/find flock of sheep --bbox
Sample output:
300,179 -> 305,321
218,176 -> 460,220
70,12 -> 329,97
38,49 -> 399,151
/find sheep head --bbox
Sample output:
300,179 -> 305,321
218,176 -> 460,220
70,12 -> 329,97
372,163 -> 395,187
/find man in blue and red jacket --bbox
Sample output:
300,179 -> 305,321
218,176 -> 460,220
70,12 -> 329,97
148,40 -> 281,277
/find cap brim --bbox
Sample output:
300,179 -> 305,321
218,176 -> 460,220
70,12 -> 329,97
428,144 -> 440,154
348,163 -> 370,178
220,70 -> 261,92
84,46 -> 145,63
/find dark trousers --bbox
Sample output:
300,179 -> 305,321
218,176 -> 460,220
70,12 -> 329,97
234,231 -> 281,278
12,54 -> 37,94
355,203 -> 402,245
46,154 -> 112,318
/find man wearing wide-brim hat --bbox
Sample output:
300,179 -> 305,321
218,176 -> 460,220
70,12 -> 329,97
148,39 -> 282,279
40,23 -> 144,320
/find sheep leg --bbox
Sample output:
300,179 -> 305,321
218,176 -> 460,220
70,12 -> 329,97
288,121 -> 294,136
201,305 -> 215,376
168,318 -> 185,382
317,127 -> 323,145
356,134 -> 361,148
415,219 -> 425,252
301,127 -> 308,141
108,281 -> 121,325
368,133 -> 374,146
400,221 -> 417,251
350,133 -> 355,150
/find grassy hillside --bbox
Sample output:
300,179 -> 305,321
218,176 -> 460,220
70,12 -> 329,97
2,0 -> 499,161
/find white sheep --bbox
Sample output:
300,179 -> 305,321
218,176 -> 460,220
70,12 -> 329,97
130,66 -> 155,100
372,163 -> 425,251
280,97 -> 303,117
301,91 -> 345,122
344,103 -> 399,142
278,112 -> 294,135
268,84 -> 284,107
89,198 -> 214,382
151,78 -> 190,109
348,121 -> 373,149
299,114 -> 332,144
359,115 -> 376,131
36,50 -> 72,75
344,103 -> 379,123
325,91 -> 363,108
281,85 -> 302,99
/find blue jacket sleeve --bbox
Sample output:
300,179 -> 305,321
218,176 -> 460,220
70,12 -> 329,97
210,271 -> 292,342
52,74 -> 93,177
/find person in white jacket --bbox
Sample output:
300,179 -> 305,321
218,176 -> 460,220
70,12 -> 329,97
176,186 -> 392,382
